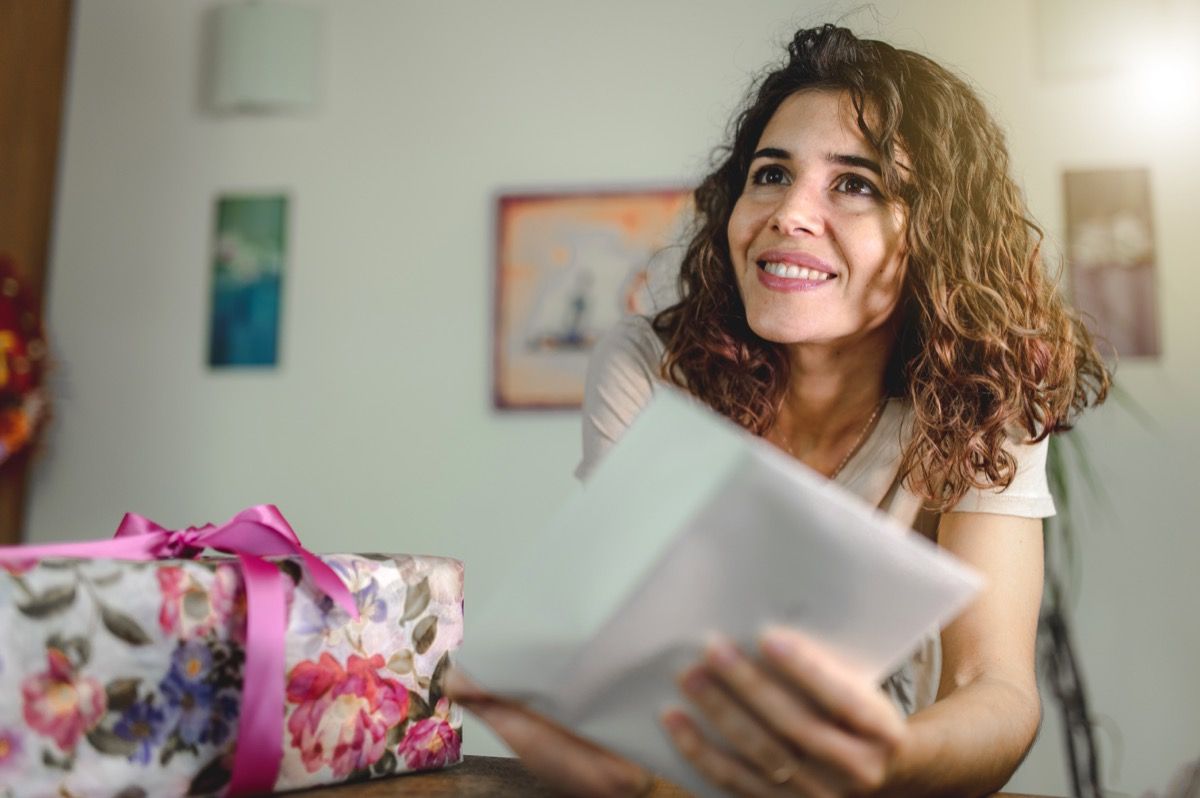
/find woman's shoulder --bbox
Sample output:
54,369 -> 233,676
951,432 -> 1055,518
593,313 -> 664,365
576,315 -> 666,479
584,314 -> 665,401
889,402 -> 1056,518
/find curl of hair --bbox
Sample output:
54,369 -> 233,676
653,24 -> 1110,510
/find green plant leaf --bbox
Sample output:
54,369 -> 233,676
1063,430 -> 1108,514
1110,382 -> 1156,432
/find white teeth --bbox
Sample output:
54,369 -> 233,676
761,261 -> 833,281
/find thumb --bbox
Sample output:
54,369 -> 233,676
443,666 -> 490,703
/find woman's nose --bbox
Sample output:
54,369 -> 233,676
769,184 -> 824,237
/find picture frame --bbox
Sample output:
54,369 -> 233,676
491,186 -> 693,410
207,193 -> 288,368
1063,168 -> 1160,359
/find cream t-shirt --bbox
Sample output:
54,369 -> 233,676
574,314 -> 1054,715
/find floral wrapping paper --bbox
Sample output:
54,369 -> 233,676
0,553 -> 464,798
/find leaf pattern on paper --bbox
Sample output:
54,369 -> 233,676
16,585 -> 77,618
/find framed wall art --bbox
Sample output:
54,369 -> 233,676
1064,168 -> 1160,359
492,187 -> 692,410
207,193 -> 288,368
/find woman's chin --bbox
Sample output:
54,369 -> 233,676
746,316 -> 825,345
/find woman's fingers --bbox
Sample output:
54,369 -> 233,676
677,665 -> 801,783
702,636 -> 895,792
443,666 -> 490,702
662,709 -> 837,798
447,669 -> 651,798
758,627 -> 905,747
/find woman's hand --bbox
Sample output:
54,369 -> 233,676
662,627 -> 907,797
445,667 -> 654,798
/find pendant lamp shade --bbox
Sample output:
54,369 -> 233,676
210,1 -> 321,111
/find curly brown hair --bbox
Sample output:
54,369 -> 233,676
652,24 -> 1111,510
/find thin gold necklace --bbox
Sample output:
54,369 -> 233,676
775,398 -> 887,479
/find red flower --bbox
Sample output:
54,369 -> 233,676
285,653 -> 408,777
397,699 -> 461,770
20,649 -> 105,751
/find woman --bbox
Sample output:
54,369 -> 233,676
450,24 -> 1110,797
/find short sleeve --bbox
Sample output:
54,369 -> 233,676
574,315 -> 663,481
948,434 -> 1056,518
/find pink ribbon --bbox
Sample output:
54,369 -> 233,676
0,504 -> 359,795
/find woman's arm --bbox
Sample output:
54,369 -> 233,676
451,512 -> 1042,797
884,510 -> 1044,795
663,511 -> 1043,797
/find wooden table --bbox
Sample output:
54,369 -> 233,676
293,756 -> 1058,796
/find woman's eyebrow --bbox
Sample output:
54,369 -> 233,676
751,147 -> 790,161
750,148 -> 883,177
827,153 -> 882,175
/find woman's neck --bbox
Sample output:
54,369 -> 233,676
770,325 -> 895,467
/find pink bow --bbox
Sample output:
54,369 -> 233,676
0,504 -> 359,795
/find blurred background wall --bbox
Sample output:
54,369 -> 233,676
21,1 -> 1200,793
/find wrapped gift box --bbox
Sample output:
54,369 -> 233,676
0,538 -> 463,797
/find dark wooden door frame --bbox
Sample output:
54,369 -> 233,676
0,0 -> 74,544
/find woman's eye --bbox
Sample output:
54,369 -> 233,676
750,164 -> 789,186
835,174 -> 880,197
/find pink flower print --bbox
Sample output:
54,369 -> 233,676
285,653 -> 409,778
0,728 -> 22,770
208,563 -> 248,643
398,698 -> 461,770
157,566 -> 189,635
20,648 -> 105,751
157,563 -> 247,640
0,558 -> 36,575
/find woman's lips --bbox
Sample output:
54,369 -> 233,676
754,251 -> 838,292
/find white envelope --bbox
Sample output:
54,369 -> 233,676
460,388 -> 982,796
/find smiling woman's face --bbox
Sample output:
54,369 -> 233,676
728,89 -> 908,348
